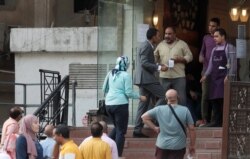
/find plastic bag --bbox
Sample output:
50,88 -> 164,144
186,154 -> 193,159
0,148 -> 11,159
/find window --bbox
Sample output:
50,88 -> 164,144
74,0 -> 98,13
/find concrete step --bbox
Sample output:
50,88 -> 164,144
70,127 -> 222,159
70,126 -> 222,139
73,137 -> 222,150
122,149 -> 221,159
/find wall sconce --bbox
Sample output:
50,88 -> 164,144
152,0 -> 158,27
153,14 -> 158,26
230,8 -> 240,21
229,7 -> 249,22
240,9 -> 249,22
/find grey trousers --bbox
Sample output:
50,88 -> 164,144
160,77 -> 187,106
134,83 -> 166,133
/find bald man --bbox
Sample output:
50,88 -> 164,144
142,89 -> 196,159
40,124 -> 56,159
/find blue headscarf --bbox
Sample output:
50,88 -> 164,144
112,56 -> 130,80
102,56 -> 130,94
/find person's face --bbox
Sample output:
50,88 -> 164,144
213,31 -> 224,44
53,129 -> 62,145
31,119 -> 40,133
164,28 -> 176,44
208,21 -> 218,35
152,31 -> 161,44
16,111 -> 24,122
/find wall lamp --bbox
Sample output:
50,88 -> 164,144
151,0 -> 158,27
153,14 -> 158,26
230,8 -> 249,22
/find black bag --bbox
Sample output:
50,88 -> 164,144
97,99 -> 108,116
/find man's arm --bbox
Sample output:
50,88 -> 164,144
199,37 -> 206,63
141,112 -> 160,134
187,124 -> 196,155
140,44 -> 167,72
172,43 -> 193,64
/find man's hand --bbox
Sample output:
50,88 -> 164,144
172,57 -> 186,64
153,126 -> 160,134
190,90 -> 198,100
189,144 -> 195,156
140,96 -> 147,102
160,64 -> 168,71
200,76 -> 206,83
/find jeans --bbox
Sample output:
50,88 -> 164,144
106,104 -> 128,157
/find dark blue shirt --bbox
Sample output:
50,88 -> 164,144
16,135 -> 43,159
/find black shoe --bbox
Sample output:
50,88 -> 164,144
205,122 -> 222,127
133,132 -> 149,138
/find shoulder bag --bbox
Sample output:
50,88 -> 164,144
168,104 -> 187,137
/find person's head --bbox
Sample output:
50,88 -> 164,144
53,124 -> 70,145
213,28 -> 227,45
91,122 -> 103,137
114,56 -> 130,71
208,17 -> 220,35
165,89 -> 178,104
19,114 -> 40,138
44,124 -> 54,138
9,106 -> 23,121
99,121 -> 108,133
164,26 -> 176,44
146,27 -> 161,44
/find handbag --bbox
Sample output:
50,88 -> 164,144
97,99 -> 108,116
97,71 -> 111,116
168,104 -> 187,137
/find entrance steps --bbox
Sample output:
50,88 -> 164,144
70,126 -> 222,159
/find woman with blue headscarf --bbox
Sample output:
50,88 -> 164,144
102,56 -> 146,157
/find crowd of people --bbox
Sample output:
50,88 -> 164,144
0,106 -> 118,159
0,17 -> 236,159
102,17 -> 236,158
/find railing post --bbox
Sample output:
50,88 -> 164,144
72,80 -> 77,126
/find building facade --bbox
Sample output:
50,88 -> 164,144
0,0 -> 250,126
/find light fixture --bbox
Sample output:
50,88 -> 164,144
153,14 -> 158,26
152,0 -> 158,27
230,7 -> 240,21
240,9 -> 249,22
229,7 -> 249,22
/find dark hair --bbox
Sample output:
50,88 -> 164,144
165,26 -> 176,33
9,106 -> 23,119
210,17 -> 220,26
146,28 -> 158,40
54,124 -> 70,139
215,28 -> 227,39
91,122 -> 103,137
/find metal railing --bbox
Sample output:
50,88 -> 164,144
39,69 -> 61,104
34,75 -> 70,137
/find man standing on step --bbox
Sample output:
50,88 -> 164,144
53,125 -> 82,159
142,89 -> 196,159
79,121 -> 118,159
79,122 -> 111,159
133,27 -> 167,138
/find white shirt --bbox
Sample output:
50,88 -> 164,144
40,137 -> 56,158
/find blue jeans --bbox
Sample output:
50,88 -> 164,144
106,104 -> 128,157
